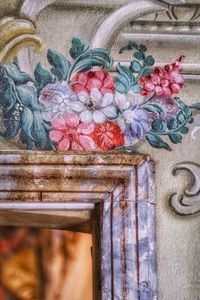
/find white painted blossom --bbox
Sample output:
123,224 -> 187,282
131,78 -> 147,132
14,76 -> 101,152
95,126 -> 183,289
70,88 -> 117,124
39,81 -> 77,121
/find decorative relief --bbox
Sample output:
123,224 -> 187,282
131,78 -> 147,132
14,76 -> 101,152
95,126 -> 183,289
0,36 -> 199,151
170,163 -> 200,215
0,17 -> 44,63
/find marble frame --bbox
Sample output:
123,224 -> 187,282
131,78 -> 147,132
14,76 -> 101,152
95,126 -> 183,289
0,151 -> 156,300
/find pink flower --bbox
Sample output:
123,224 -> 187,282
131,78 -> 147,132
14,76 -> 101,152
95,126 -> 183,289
49,112 -> 97,151
71,70 -> 115,94
91,122 -> 125,151
139,55 -> 185,97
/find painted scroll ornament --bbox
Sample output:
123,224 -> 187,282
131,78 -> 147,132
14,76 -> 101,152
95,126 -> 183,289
0,37 -> 199,151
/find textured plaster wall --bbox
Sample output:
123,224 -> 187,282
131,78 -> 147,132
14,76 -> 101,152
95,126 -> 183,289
35,6 -> 200,300
0,1 -> 200,299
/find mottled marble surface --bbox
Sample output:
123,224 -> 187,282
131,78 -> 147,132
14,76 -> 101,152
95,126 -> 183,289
0,151 -> 156,300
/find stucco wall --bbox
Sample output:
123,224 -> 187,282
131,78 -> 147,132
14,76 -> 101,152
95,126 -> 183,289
0,1 -> 200,299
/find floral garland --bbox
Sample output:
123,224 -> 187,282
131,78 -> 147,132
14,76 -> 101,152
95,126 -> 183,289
0,37 -> 199,151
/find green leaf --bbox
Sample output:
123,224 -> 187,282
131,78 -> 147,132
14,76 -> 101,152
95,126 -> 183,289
115,77 -> 127,94
178,126 -> 189,134
177,111 -> 185,125
130,60 -> 142,73
142,102 -> 166,115
167,119 -> 178,130
34,63 -> 55,93
47,49 -> 71,81
1,107 -> 20,139
116,64 -> 134,84
69,48 -> 113,81
134,51 -> 143,60
189,103 -> 200,110
141,68 -> 152,77
69,37 -> 89,59
146,133 -> 172,151
130,84 -> 141,93
145,55 -> 155,66
5,63 -> 33,85
16,85 -> 41,110
119,41 -> 138,53
151,120 -> 166,132
169,132 -> 182,144
4,87 -> 16,112
139,44 -> 147,52
32,111 -> 48,149
20,107 -> 34,141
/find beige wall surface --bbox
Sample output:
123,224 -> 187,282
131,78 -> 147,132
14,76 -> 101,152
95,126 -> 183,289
0,1 -> 200,299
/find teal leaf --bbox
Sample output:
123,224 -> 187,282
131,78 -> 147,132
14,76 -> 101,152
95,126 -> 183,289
115,77 -> 127,94
130,84 -> 141,93
146,133 -> 172,151
1,108 -> 20,139
130,60 -> 142,73
177,111 -> 185,125
20,107 -> 34,141
189,103 -> 200,110
151,119 -> 166,132
69,48 -> 113,81
69,37 -> 89,59
139,44 -> 147,52
32,111 -> 48,149
20,131 -> 34,150
134,51 -> 143,60
4,87 -> 16,112
141,68 -> 152,77
47,49 -> 71,81
5,63 -> 33,85
119,41 -> 138,54
169,132 -> 182,144
116,64 -> 134,84
167,119 -> 178,130
178,126 -> 189,134
145,55 -> 155,66
34,63 -> 55,93
142,102 -> 166,115
16,85 -> 41,110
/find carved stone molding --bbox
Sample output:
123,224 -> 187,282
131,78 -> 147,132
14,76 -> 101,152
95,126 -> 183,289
0,151 -> 156,300
170,163 -> 200,215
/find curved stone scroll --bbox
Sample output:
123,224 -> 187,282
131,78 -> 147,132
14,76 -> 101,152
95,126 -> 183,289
91,0 -> 167,49
0,17 -> 45,63
170,163 -> 200,215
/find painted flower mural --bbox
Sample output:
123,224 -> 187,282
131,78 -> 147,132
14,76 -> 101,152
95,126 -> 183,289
0,37 -> 199,151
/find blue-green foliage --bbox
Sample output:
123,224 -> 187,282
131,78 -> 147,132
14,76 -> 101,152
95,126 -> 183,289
115,40 -> 155,94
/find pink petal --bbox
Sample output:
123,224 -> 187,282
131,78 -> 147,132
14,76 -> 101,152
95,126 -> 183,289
79,135 -> 97,150
49,130 -> 63,142
145,81 -> 155,92
170,71 -> 183,84
95,70 -> 106,81
71,83 -> 88,93
151,74 -> 160,85
102,74 -> 114,89
155,86 -> 163,96
87,78 -> 102,91
101,87 -> 114,94
51,116 -> 67,130
163,87 -> 172,96
170,83 -> 181,93
71,141 -> 83,151
76,72 -> 88,85
57,138 -> 70,151
64,112 -> 80,128
77,122 -> 94,135
161,79 -> 169,87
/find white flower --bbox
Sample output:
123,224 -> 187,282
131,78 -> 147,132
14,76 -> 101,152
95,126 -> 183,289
114,91 -> 150,134
70,88 -> 117,123
39,81 -> 77,121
